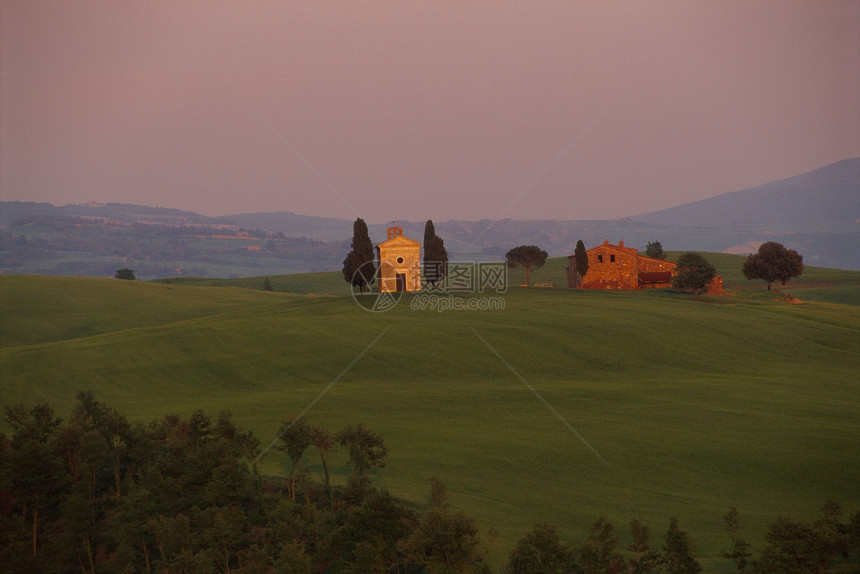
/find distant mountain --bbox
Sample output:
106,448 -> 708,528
631,158 -> 860,226
2,159 -> 858,275
209,160 -> 859,264
0,201 -> 223,227
214,211 -> 352,242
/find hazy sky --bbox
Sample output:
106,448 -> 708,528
2,1 -> 858,223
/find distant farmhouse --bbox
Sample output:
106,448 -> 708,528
568,240 -> 723,294
376,227 -> 422,292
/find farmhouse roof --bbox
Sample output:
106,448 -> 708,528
586,239 -> 638,255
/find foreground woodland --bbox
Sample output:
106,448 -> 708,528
1,394 -> 858,573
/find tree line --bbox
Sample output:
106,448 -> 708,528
2,394 -> 854,573
343,218 -> 806,297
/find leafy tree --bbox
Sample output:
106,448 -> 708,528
719,507 -> 751,573
115,268 -> 136,280
814,500 -> 852,568
661,517 -> 701,574
755,502 -> 853,573
579,516 -> 621,574
336,424 -> 389,482
266,500 -> 321,565
507,521 -> 577,573
672,252 -> 716,298
69,390 -> 132,500
274,541 -> 314,574
400,506 -> 482,573
262,277 -> 273,291
429,476 -> 451,509
628,517 -> 658,573
310,425 -> 336,507
342,218 -> 376,293
848,509 -> 860,567
1,439 -> 67,557
424,220 -> 449,288
506,245 -> 548,287
57,487 -> 100,574
277,417 -> 313,502
645,241 -> 665,259
144,512 -> 194,571
330,489 -> 414,573
4,403 -> 62,447
196,505 -> 247,573
573,239 -> 589,288
742,241 -> 804,291
2,404 -> 66,559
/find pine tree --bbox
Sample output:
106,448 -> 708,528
506,245 -> 548,287
508,522 -> 577,573
115,268 -> 136,280
719,507 -> 752,573
628,518 -> 658,573
661,517 -> 702,574
646,241 -> 665,259
580,516 -> 620,573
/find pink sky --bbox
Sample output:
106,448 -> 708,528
2,1 -> 858,223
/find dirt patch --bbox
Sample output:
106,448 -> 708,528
774,293 -> 804,304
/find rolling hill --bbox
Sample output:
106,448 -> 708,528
2,265 -> 859,570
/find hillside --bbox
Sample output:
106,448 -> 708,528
2,271 -> 859,569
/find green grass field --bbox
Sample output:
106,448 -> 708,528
2,257 -> 859,571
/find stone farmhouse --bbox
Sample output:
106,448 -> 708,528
376,227 -> 422,292
568,240 -> 723,293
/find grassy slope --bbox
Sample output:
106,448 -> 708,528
2,265 -> 859,571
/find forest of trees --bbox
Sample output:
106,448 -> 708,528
1,394 -> 857,573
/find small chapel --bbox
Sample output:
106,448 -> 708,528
376,227 -> 422,292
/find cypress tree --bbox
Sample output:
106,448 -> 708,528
423,220 -> 448,288
574,240 -> 589,287
342,218 -> 375,293
423,220 -> 436,253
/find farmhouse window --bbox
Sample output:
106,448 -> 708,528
598,255 -> 603,263
610,254 -> 616,262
